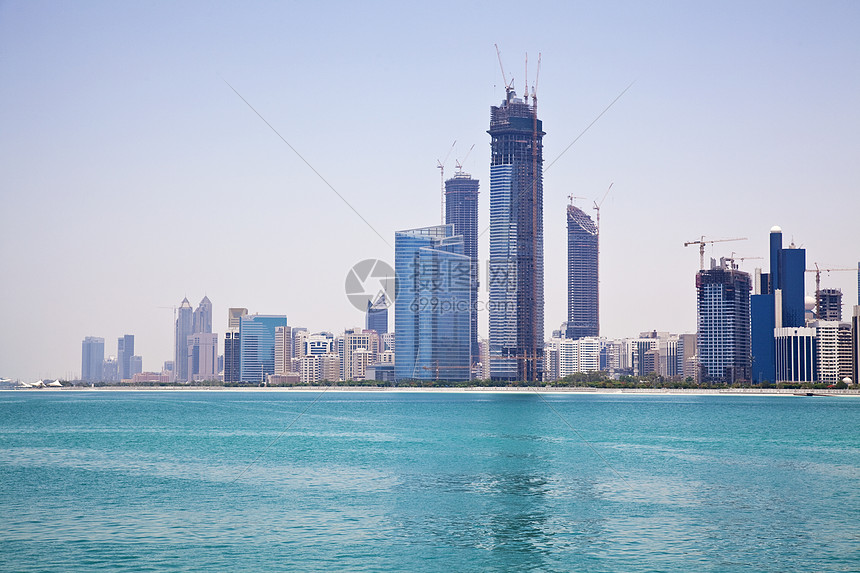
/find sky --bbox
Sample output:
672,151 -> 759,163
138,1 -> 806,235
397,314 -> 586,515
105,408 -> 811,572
1,0 -> 859,381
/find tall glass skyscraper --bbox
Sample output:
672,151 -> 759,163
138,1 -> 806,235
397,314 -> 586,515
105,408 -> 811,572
175,298 -> 193,382
488,89 -> 544,381
394,225 -> 471,382
566,204 -> 599,339
366,293 -> 389,334
239,314 -> 288,383
445,172 -> 479,368
751,226 -> 806,383
117,334 -> 134,381
81,336 -> 104,382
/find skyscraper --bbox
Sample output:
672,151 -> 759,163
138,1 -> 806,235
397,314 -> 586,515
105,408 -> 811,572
366,293 -> 389,335
81,336 -> 104,382
751,226 -> 806,383
192,295 -> 213,334
394,225 -> 471,382
566,203 -> 599,339
224,307 -> 248,383
239,314 -> 287,383
818,289 -> 843,321
697,258 -> 751,384
175,298 -> 193,382
117,334 -> 134,381
445,171 -> 479,367
187,333 -> 218,381
487,87 -> 544,382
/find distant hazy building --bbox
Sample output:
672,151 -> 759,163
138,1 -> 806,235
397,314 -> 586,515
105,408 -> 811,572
129,355 -> 143,378
697,258 -> 751,384
81,336 -> 105,382
305,333 -> 334,356
187,333 -> 218,381
102,357 -> 118,382
117,334 -> 135,381
193,296 -> 213,334
342,329 -> 379,381
445,171 -> 480,367
175,298 -> 193,382
239,315 -> 288,383
394,225 -> 471,382
566,203 -> 599,339
366,293 -> 389,335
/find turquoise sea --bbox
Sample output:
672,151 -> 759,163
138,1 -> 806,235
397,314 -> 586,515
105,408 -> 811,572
1,391 -> 858,572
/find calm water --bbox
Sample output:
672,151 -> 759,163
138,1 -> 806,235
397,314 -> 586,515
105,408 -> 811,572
1,391 -> 857,572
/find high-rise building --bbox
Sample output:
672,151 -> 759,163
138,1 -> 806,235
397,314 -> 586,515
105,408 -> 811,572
223,308 -> 247,383
193,296 -> 213,334
697,258 -> 751,384
366,293 -> 389,335
102,357 -> 118,382
751,226 -> 806,383
775,326 -> 817,383
239,314 -> 287,383
488,87 -> 544,382
274,326 -> 292,375
445,171 -> 480,366
129,355 -> 143,378
175,298 -> 193,382
394,225 -> 471,382
187,333 -> 218,381
852,306 -> 860,385
81,337 -> 105,382
566,203 -> 599,339
818,289 -> 843,321
117,334 -> 135,381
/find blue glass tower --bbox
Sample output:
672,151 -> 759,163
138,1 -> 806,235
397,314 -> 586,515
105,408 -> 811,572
445,172 -> 479,369
366,293 -> 389,334
394,225 -> 471,382
566,204 -> 599,339
751,226 -> 806,383
239,314 -> 288,383
487,89 -> 544,382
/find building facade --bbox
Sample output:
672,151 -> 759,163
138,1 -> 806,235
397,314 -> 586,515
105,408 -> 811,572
174,298 -> 193,382
487,88 -> 544,382
117,334 -> 135,381
81,336 -> 105,382
445,171 -> 480,367
366,294 -> 389,335
394,225 -> 471,382
566,203 -> 599,339
239,314 -> 288,383
697,259 -> 751,384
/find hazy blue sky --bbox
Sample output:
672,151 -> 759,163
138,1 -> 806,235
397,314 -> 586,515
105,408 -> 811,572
2,1 -> 858,381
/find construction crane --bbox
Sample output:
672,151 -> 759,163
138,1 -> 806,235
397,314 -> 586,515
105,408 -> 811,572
494,43 -> 514,97
684,236 -> 747,270
567,194 -> 588,206
454,143 -> 475,174
436,140 -> 456,224
593,182 -> 613,235
725,253 -> 763,270
805,263 -> 855,319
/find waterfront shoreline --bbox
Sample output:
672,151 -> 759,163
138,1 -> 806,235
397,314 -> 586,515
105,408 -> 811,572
7,386 -> 860,396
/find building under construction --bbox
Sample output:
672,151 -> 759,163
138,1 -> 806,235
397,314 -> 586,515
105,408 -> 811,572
487,88 -> 544,382
566,204 -> 599,339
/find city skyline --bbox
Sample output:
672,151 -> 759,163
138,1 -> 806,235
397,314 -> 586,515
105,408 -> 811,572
2,2 -> 859,381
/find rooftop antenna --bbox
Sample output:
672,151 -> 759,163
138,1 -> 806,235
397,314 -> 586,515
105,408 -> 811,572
437,140 -> 456,224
